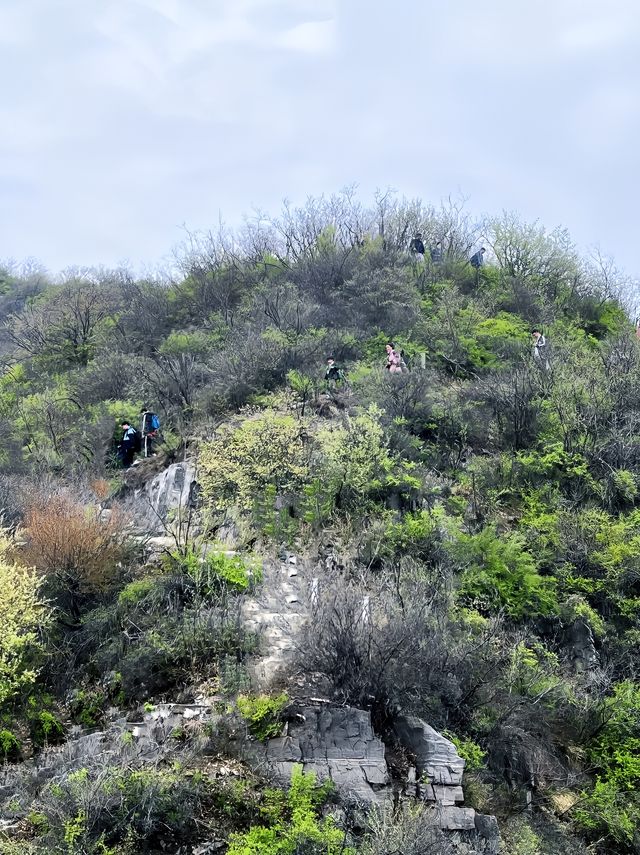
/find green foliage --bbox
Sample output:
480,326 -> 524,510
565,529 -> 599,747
573,681 -> 640,845
0,727 -> 21,761
227,765 -> 351,855
453,526 -> 558,618
165,547 -> 261,595
383,506 -> 446,561
117,578 -> 155,608
200,410 -> 310,513
237,693 -> 288,740
28,708 -> 64,748
0,531 -> 49,708
201,550 -> 262,593
443,731 -> 486,770
315,405 -> 405,506
69,687 -> 106,728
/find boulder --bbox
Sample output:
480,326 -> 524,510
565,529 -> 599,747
259,705 -> 389,805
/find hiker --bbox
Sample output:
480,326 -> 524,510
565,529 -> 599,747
469,247 -> 486,269
532,330 -> 550,370
385,343 -> 403,374
140,408 -> 161,457
324,357 -> 344,387
635,319 -> 640,341
118,421 -> 140,468
409,232 -> 425,264
430,241 -> 444,263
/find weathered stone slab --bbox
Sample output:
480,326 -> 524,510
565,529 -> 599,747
439,806 -> 477,831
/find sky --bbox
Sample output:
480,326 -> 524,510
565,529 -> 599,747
1,0 -> 639,277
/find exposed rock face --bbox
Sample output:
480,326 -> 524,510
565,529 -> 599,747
258,705 -> 390,805
0,702 -> 214,811
394,714 -> 465,790
142,460 -> 197,534
569,616 -> 598,673
392,714 -> 498,847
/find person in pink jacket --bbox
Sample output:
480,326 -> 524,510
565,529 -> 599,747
385,343 -> 403,374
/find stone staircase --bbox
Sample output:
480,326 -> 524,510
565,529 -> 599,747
241,552 -> 311,688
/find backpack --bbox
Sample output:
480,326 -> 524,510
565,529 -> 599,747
131,428 -> 142,453
150,413 -> 160,431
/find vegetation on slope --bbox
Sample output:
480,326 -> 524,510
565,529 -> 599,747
1,192 -> 640,853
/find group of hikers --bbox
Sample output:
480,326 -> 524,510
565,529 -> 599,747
324,330 -> 549,390
117,408 -> 161,469
408,232 -> 487,270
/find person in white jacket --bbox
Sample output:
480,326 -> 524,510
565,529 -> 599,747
532,330 -> 549,370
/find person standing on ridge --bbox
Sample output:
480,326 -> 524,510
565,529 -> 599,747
409,232 -> 426,264
141,408 -> 161,457
385,343 -> 403,374
532,329 -> 550,370
469,247 -> 486,269
324,357 -> 344,388
118,420 -> 139,468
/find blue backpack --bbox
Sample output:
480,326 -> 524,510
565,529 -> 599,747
150,413 -> 160,431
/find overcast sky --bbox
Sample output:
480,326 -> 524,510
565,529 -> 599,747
1,0 -> 639,276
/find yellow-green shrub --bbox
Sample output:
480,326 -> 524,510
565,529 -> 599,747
0,530 -> 49,707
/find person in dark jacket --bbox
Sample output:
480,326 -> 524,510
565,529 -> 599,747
409,232 -> 426,263
118,421 -> 138,468
324,358 -> 344,387
469,247 -> 486,269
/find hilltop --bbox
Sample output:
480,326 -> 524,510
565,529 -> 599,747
0,192 -> 639,854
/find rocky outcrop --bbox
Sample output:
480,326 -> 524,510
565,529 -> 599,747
0,701 -> 215,812
126,460 -> 197,538
257,705 -> 389,805
392,716 -> 497,847
568,616 -> 598,673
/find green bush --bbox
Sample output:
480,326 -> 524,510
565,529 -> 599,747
117,578 -> 155,608
0,727 -> 21,761
443,731 -> 486,771
69,687 -> 106,728
200,410 -> 311,513
237,693 -> 288,740
453,526 -> 558,618
573,681 -> 640,846
227,765 -> 351,855
27,697 -> 65,748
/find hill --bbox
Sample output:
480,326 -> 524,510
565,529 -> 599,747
0,192 -> 639,854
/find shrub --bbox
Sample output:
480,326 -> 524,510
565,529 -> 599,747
28,704 -> 65,748
237,693 -> 288,740
117,578 -> 155,608
69,687 -> 106,728
226,764 -> 350,855
573,681 -> 640,846
22,494 -> 129,620
0,529 -> 49,708
453,526 -> 558,618
443,731 -> 486,771
0,728 -> 21,761
359,804 -> 456,855
200,410 -> 311,513
184,549 -> 262,596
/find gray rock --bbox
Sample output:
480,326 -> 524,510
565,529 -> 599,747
393,715 -> 465,786
139,461 -> 197,535
439,806 -> 477,831
569,616 -> 598,673
259,705 -> 389,804
474,813 -> 501,853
